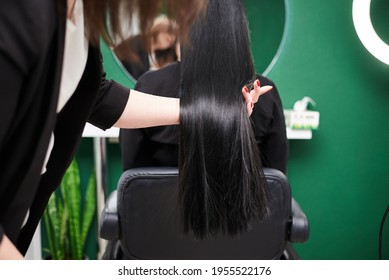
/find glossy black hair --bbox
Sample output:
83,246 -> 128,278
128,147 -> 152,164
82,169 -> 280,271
179,0 -> 269,239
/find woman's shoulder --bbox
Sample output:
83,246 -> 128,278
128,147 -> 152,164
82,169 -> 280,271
255,74 -> 276,87
138,62 -> 181,82
251,73 -> 285,123
135,62 -> 181,98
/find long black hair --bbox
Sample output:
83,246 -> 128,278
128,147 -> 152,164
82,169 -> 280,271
179,0 -> 269,239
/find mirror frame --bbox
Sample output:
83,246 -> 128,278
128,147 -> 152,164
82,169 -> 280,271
102,0 -> 289,85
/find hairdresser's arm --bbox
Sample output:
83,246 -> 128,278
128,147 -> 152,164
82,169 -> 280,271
89,66 -> 270,129
114,90 -> 179,128
114,79 -> 271,128
89,54 -> 180,129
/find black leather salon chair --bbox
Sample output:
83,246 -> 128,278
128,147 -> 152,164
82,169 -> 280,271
99,167 -> 309,259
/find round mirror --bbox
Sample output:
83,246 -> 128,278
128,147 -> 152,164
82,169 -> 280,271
107,0 -> 287,82
245,0 -> 286,74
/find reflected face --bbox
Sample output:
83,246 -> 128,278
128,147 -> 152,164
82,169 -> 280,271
153,31 -> 176,51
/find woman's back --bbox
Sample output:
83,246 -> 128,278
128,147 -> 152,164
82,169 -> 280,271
120,64 -> 288,172
121,0 -> 288,238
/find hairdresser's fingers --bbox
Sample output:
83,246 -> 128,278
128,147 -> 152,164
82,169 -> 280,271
246,100 -> 254,116
252,79 -> 273,103
255,85 -> 273,100
242,86 -> 251,103
242,82 -> 273,116
242,86 -> 254,116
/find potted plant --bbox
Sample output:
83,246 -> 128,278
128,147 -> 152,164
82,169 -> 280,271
43,159 -> 96,260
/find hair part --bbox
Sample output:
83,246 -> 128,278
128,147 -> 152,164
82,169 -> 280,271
179,0 -> 269,239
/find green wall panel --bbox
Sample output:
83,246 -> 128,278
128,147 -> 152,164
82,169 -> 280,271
75,0 -> 389,260
264,0 -> 389,259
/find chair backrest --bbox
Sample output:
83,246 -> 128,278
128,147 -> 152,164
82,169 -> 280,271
115,167 -> 292,260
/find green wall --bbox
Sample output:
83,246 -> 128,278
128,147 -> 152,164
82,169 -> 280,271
258,0 -> 389,259
76,0 -> 389,260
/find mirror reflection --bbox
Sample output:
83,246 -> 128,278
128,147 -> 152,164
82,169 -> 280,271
113,15 -> 180,80
112,0 -> 286,81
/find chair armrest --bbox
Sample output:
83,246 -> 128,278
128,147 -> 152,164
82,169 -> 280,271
99,190 -> 120,240
289,198 -> 310,243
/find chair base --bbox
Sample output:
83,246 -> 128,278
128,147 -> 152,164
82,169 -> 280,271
101,240 -> 301,260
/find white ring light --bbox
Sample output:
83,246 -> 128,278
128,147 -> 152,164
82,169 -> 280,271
352,0 -> 389,65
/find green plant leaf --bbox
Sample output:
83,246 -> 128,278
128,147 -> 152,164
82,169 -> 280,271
62,160 -> 82,260
43,159 -> 96,260
80,169 -> 97,252
57,196 -> 68,256
44,193 -> 64,260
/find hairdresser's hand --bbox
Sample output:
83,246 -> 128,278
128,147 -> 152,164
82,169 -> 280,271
242,79 -> 273,116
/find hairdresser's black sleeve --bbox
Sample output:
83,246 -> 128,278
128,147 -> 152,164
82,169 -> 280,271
87,54 -> 131,130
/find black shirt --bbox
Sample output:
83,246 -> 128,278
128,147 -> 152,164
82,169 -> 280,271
120,62 -> 288,173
